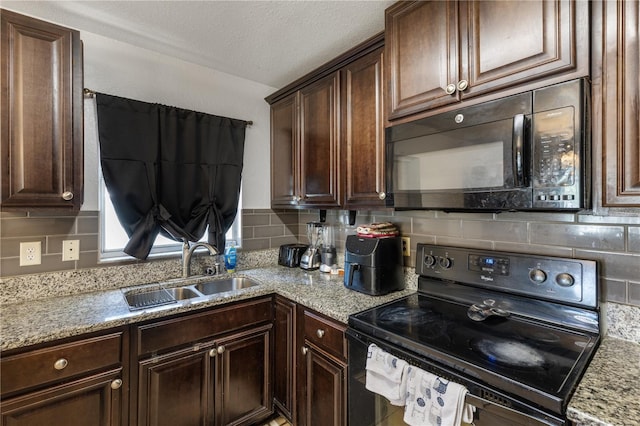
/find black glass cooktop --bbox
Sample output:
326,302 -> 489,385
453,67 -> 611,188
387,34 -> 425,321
349,293 -> 599,403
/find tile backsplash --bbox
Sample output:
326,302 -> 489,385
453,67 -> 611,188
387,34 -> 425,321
1,208 -> 639,307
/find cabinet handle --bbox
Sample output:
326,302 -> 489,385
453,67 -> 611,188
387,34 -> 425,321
110,379 -> 123,390
301,346 -> 308,356
445,83 -> 456,95
209,348 -> 217,357
316,329 -> 325,338
53,358 -> 68,370
217,346 -> 226,355
378,192 -> 386,200
61,191 -> 74,201
457,80 -> 469,91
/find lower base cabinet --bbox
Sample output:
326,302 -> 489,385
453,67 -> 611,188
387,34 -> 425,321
301,346 -> 347,426
0,329 -> 127,426
1,369 -> 123,426
297,307 -> 348,426
132,296 -> 273,426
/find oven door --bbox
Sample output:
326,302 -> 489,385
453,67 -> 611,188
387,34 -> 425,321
347,328 -> 566,426
386,91 -> 533,211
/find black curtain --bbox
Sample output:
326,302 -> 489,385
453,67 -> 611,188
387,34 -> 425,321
96,93 -> 247,259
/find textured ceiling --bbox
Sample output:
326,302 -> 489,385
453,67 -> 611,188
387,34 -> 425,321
2,0 -> 394,88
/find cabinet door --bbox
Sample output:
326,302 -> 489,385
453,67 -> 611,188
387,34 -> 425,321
1,370 -> 123,426
271,93 -> 299,208
215,324 -> 272,426
385,1 -> 460,120
300,345 -> 346,426
299,72 -> 341,207
460,0 -> 588,99
273,296 -> 296,421
596,0 -> 640,207
137,347 -> 212,426
342,47 -> 386,208
0,9 -> 83,210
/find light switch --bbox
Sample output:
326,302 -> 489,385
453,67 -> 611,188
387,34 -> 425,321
62,240 -> 80,261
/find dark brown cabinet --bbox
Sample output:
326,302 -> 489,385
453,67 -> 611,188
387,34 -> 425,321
342,47 -> 386,209
297,308 -> 347,426
0,329 -> 127,426
592,0 -> 640,208
0,9 -> 83,210
267,34 -> 385,211
270,73 -> 341,209
132,297 -> 273,426
385,0 -> 589,120
273,295 -> 296,421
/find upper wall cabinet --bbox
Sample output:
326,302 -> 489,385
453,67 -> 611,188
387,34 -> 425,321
592,0 -> 640,209
267,34 -> 384,210
385,0 -> 589,121
1,9 -> 84,211
342,47 -> 386,209
270,73 -> 341,209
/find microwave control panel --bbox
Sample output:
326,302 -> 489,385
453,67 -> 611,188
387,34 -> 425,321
532,106 -> 582,209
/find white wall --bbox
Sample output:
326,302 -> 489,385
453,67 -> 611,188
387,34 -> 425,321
80,31 -> 275,210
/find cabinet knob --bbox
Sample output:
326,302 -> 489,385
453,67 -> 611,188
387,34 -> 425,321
301,346 -> 309,356
445,83 -> 457,95
457,80 -> 469,91
61,191 -> 74,201
209,348 -> 217,357
53,358 -> 68,370
110,379 -> 123,390
316,329 -> 325,338
217,345 -> 226,355
378,192 -> 386,200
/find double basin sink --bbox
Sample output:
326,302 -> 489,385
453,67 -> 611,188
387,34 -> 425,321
123,276 -> 261,311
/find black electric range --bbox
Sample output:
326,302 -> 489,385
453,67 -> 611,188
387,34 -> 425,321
347,244 -> 600,426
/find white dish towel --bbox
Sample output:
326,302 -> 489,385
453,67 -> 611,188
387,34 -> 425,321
365,344 -> 408,406
403,365 -> 475,426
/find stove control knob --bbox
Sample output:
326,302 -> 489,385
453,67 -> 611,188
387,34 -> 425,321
556,273 -> 575,287
438,256 -> 452,269
424,255 -> 436,267
529,268 -> 547,284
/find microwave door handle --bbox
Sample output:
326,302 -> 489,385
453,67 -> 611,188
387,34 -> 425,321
512,114 -> 526,187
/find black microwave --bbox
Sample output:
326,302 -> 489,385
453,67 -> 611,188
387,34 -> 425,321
385,78 -> 590,211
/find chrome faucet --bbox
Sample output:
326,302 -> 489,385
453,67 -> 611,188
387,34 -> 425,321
182,240 -> 219,278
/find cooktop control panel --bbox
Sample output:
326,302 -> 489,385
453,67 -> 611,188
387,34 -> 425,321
416,243 -> 597,309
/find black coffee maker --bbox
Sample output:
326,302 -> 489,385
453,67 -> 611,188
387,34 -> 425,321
344,235 -> 404,296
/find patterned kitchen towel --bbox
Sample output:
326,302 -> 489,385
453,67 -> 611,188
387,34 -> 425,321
403,366 -> 475,426
356,222 -> 399,238
365,344 -> 409,406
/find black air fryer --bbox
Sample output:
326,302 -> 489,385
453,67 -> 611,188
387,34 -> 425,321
344,235 -> 405,296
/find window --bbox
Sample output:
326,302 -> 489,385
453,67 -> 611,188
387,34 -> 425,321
99,176 -> 241,260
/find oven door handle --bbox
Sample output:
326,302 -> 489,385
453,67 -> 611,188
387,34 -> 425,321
464,393 -> 560,426
512,113 -> 526,188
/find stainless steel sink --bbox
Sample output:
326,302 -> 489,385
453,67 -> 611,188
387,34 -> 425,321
166,287 -> 200,300
123,276 -> 261,310
124,288 -> 177,310
194,277 -> 260,295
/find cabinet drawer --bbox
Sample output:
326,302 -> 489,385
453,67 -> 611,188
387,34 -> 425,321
303,310 -> 346,361
136,297 -> 272,356
1,332 -> 123,396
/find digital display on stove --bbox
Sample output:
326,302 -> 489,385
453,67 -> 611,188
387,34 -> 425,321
469,254 -> 510,275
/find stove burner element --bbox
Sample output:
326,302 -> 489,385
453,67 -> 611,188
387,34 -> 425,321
377,306 -> 434,326
472,338 -> 546,368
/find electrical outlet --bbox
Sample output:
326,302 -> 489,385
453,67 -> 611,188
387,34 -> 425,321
20,241 -> 42,266
401,237 -> 411,257
62,240 -> 80,261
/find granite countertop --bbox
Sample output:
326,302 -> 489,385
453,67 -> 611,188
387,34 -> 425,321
567,337 -> 640,426
0,266 -> 416,352
3,265 -> 638,426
